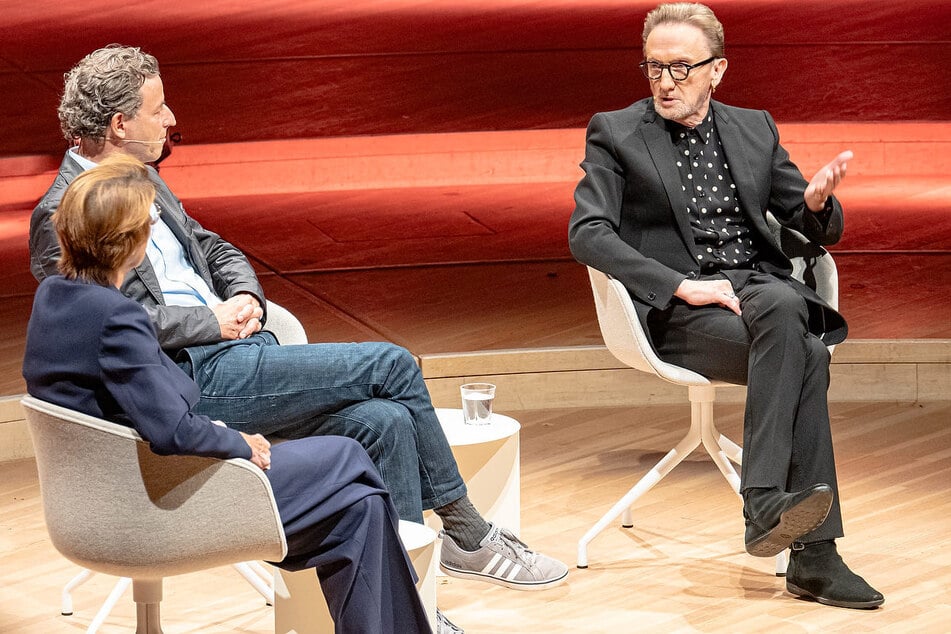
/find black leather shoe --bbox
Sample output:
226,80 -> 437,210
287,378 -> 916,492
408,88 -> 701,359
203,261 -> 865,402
786,540 -> 884,609
743,484 -> 834,557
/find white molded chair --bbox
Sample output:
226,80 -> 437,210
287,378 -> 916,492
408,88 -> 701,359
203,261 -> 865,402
52,300 -> 309,632
23,395 -> 288,634
576,216 -> 838,576
266,300 -> 309,346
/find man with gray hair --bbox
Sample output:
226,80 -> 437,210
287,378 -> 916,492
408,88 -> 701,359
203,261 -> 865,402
31,44 -> 568,634
570,2 -> 882,609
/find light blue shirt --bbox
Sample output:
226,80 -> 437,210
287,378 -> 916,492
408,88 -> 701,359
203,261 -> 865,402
67,150 -> 221,308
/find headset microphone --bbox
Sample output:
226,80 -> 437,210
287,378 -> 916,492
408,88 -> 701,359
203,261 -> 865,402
121,138 -> 168,145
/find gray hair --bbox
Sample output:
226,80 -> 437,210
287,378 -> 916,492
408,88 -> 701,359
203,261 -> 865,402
58,45 -> 160,143
642,3 -> 725,58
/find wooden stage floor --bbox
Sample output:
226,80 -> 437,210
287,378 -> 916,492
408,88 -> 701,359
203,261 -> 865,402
2,400 -> 950,633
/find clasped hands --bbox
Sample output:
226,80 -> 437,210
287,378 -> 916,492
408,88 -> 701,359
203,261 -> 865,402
213,293 -> 263,340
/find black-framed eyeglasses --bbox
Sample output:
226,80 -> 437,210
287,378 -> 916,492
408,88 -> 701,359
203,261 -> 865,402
639,56 -> 717,81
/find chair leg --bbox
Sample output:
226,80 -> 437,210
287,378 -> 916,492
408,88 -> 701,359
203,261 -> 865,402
695,389 -> 741,493
61,568 -> 132,634
577,404 -> 704,568
132,579 -> 164,634
62,568 -> 94,615
232,561 -> 274,605
775,550 -> 788,576
87,578 -> 132,634
716,433 -> 743,465
245,560 -> 273,581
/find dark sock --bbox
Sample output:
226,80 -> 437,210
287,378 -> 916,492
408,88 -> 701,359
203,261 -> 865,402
435,495 -> 491,551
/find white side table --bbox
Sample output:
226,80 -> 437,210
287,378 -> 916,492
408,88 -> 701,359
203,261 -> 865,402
273,520 -> 437,633
431,408 -> 521,537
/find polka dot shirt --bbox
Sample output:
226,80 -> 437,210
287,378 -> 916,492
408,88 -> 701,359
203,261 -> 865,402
668,112 -> 761,273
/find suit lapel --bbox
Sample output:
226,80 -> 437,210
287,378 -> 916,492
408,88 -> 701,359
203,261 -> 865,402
713,104 -> 771,238
638,112 -> 695,253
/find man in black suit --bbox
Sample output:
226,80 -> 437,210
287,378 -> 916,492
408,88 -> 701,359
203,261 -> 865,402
569,2 -> 882,609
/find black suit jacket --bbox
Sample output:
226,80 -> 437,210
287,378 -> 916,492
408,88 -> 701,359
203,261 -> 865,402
22,276 -> 251,460
569,98 -> 847,344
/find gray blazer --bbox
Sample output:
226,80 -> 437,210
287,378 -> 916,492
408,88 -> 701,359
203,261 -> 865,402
30,152 -> 266,355
568,98 -> 847,344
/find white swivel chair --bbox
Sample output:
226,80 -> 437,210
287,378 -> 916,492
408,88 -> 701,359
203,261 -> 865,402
576,215 -> 838,576
23,395 -> 288,634
53,300 -> 309,632
266,301 -> 309,346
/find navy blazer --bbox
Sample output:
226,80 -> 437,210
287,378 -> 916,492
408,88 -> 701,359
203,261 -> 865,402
22,276 -> 251,460
569,98 -> 847,344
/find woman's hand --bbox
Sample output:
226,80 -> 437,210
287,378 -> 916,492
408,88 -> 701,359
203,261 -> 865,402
239,432 -> 271,470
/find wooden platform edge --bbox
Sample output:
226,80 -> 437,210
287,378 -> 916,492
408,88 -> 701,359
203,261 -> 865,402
419,339 -> 951,410
2,339 -> 947,463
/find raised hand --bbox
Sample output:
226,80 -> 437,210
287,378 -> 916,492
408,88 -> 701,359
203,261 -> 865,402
805,150 -> 853,212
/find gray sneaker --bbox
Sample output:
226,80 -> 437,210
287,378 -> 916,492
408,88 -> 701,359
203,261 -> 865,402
439,523 -> 568,590
436,609 -> 464,634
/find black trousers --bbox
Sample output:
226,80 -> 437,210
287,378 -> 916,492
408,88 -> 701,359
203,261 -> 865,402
647,270 -> 844,542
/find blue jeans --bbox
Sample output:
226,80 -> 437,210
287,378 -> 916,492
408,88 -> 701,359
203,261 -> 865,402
179,333 -> 466,522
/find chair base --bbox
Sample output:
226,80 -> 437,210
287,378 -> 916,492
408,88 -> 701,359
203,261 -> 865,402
132,580 -> 163,634
135,602 -> 163,634
576,384 -> 787,575
60,563 -> 273,633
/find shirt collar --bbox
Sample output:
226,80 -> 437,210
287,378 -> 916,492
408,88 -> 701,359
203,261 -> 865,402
665,110 -> 716,143
67,146 -> 97,171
